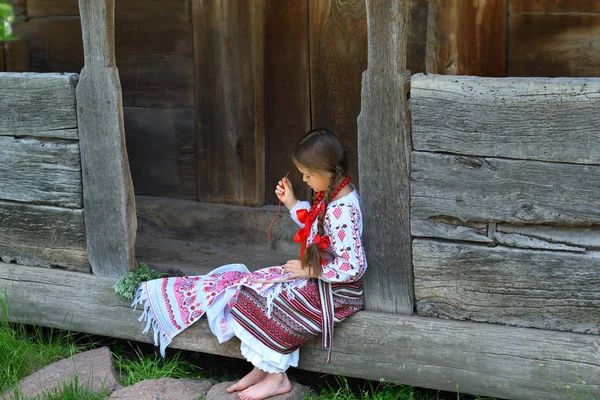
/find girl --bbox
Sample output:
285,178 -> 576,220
132,129 -> 367,400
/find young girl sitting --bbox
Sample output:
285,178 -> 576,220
132,129 -> 367,400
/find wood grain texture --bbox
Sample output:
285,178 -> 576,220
27,0 -> 190,19
309,0 -> 367,185
426,0 -> 506,76
0,202 -> 88,271
193,0 -> 265,206
510,0 -> 600,13
412,217 -> 492,243
76,0 -> 136,277
0,43 -> 5,72
414,239 -> 600,334
407,0 -> 429,75
264,0 -> 311,205
497,224 -> 600,250
0,72 -> 79,138
411,151 -> 600,226
4,39 -> 29,72
124,107 -> 196,199
1,263 -> 599,400
12,17 -> 194,108
0,137 -> 82,208
358,1 -> 413,314
411,74 -> 600,164
509,13 -> 600,77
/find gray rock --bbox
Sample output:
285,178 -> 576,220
206,381 -> 314,400
2,346 -> 121,399
109,377 -> 214,400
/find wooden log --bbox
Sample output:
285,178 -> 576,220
264,0 -> 311,205
192,0 -> 265,206
1,263 -> 599,400
411,152 -> 600,225
5,39 -> 29,72
358,1 -> 413,314
27,0 -> 190,20
76,0 -> 136,277
0,137 -> 82,208
414,239 -> 600,334
309,0 -> 367,185
412,217 -> 491,244
509,12 -> 600,77
123,107 -> 196,199
426,0 -> 506,77
0,202 -> 89,271
497,224 -> 600,251
411,74 -> 600,164
0,72 -> 79,139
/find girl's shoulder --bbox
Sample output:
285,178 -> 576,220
327,188 -> 361,213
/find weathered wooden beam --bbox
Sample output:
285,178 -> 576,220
76,0 -> 136,277
1,263 -> 598,400
411,151 -> 600,226
0,202 -> 89,271
358,0 -> 414,314
411,74 -> 600,164
0,137 -> 82,208
414,239 -> 600,334
0,73 -> 79,139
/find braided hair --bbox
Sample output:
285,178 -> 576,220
292,129 -> 349,277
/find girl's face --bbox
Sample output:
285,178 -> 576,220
296,164 -> 331,192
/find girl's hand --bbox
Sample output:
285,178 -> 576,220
283,259 -> 313,279
275,177 -> 297,210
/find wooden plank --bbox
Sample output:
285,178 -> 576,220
5,39 -> 29,72
0,43 -> 5,72
411,74 -> 600,164
0,72 -> 79,139
27,0 -> 190,19
411,152 -> 600,226
117,54 -> 194,109
0,137 -> 82,208
123,107 -> 196,199
509,13 -> 600,77
358,1 -> 413,314
309,0 -> 367,185
76,0 -> 136,278
407,0 -> 429,75
0,203 -> 88,271
426,0 -> 506,76
11,19 -> 84,73
264,0 -> 311,205
192,0 -> 265,206
1,263 -> 599,400
510,0 -> 600,13
12,18 -> 194,108
412,217 -> 491,243
414,239 -> 600,334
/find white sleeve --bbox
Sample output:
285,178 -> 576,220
289,200 -> 311,227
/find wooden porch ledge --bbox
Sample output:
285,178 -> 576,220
1,262 -> 598,400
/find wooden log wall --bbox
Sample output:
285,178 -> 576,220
0,73 -> 89,272
410,74 -> 600,334
11,0 -> 197,200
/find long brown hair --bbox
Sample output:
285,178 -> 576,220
292,129 -> 349,277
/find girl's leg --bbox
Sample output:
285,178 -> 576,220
226,367 -> 268,393
238,372 -> 292,400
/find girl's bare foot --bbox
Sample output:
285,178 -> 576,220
238,372 -> 292,400
226,367 -> 268,393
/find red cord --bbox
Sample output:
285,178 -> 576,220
267,199 -> 282,241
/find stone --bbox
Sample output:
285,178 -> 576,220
109,377 -> 214,400
206,381 -> 315,400
3,346 -> 121,399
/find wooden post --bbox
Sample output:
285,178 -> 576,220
76,0 -> 136,277
358,0 -> 413,313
